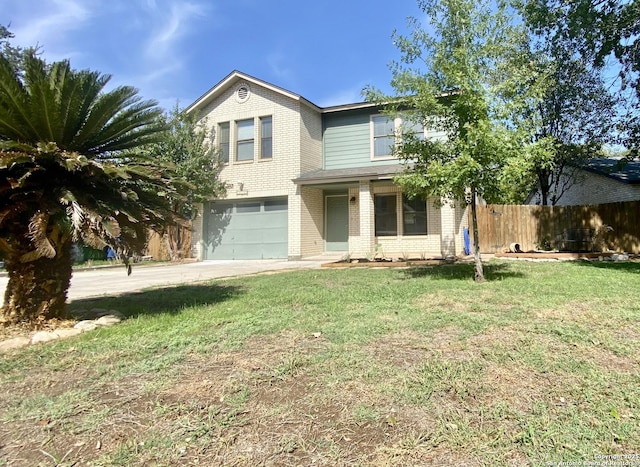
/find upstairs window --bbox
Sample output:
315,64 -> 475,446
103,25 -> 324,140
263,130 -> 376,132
372,115 -> 428,159
372,115 -> 396,158
260,116 -> 272,159
403,119 -> 426,141
218,122 -> 230,163
236,119 -> 254,162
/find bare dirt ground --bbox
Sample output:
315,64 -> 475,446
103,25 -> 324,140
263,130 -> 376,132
0,330 -> 498,466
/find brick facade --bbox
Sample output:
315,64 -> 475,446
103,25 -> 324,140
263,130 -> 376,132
555,171 -> 640,206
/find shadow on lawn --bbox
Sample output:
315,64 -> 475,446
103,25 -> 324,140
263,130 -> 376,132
573,259 -> 640,274
402,261 -> 525,280
67,283 -> 243,319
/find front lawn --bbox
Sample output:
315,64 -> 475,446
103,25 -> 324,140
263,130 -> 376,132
1,260 -> 639,466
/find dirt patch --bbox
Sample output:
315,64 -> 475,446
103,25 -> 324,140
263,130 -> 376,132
1,323 -> 636,466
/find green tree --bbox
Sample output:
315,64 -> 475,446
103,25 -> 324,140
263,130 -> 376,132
149,105 -> 226,260
0,24 -> 37,70
366,0 -> 530,282
0,54 -> 187,325
498,25 -> 618,205
522,0 -> 640,153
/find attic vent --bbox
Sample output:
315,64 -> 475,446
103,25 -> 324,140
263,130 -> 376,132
236,83 -> 251,103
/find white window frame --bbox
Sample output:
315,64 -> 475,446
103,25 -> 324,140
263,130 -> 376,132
259,115 -> 273,160
370,115 -> 398,160
235,118 -> 255,163
217,121 -> 230,164
370,115 -> 426,160
374,191 -> 428,237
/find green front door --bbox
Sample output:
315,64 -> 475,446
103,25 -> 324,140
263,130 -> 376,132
325,195 -> 349,251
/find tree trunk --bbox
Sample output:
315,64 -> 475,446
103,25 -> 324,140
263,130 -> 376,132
537,169 -> 550,206
470,190 -> 485,283
1,239 -> 74,326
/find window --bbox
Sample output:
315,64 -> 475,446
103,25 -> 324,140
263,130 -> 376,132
372,115 -> 427,159
236,202 -> 261,213
372,115 -> 396,158
402,195 -> 427,235
218,122 -> 230,163
374,193 -> 428,237
374,194 -> 397,236
236,119 -> 254,162
260,116 -> 272,159
403,119 -> 425,141
264,198 -> 287,211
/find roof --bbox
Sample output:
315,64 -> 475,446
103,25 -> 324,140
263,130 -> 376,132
186,71 -> 391,116
185,70 -> 322,114
583,158 -> 640,184
294,164 -> 406,185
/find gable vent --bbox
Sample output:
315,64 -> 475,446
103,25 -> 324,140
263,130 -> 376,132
236,83 -> 251,103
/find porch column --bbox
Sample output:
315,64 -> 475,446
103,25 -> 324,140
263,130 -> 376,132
440,198 -> 456,257
356,181 -> 375,257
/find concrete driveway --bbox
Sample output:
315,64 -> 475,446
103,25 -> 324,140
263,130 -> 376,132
0,259 -> 330,302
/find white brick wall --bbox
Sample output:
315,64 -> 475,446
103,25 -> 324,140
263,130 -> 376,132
195,81 -> 323,259
300,186 -> 324,256
191,205 -> 204,260
344,181 -> 464,259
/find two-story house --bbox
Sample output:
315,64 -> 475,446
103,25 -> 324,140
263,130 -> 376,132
186,71 -> 468,260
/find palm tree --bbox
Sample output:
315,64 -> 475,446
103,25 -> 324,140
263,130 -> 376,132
0,54 -> 186,325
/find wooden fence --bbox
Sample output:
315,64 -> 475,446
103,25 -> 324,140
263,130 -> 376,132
145,225 -> 193,260
474,201 -> 640,254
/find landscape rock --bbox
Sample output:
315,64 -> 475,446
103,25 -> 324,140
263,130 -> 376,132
95,315 -> 122,327
31,331 -> 61,344
0,336 -> 30,353
0,308 -> 126,351
106,309 -> 125,319
55,328 -> 82,338
94,308 -> 124,319
74,320 -> 99,332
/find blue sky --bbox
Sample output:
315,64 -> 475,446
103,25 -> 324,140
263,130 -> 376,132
3,0 -> 420,110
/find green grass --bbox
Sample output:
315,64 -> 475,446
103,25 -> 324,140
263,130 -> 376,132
1,259 -> 639,466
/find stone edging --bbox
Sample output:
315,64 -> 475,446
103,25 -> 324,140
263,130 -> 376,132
0,308 -> 124,353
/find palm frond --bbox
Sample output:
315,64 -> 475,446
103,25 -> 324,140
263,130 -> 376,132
27,211 -> 56,259
0,55 -> 35,141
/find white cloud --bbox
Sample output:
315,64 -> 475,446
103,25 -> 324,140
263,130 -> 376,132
9,0 -> 93,49
144,1 -> 209,62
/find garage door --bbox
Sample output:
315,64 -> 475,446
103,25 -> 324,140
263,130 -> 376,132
203,198 -> 288,259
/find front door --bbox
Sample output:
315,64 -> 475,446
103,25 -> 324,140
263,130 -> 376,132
325,195 -> 349,251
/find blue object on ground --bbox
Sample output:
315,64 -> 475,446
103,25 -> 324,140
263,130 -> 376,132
463,228 -> 470,255
106,246 -> 117,259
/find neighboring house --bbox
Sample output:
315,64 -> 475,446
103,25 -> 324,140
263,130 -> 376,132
186,71 -> 468,260
528,158 -> 640,206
